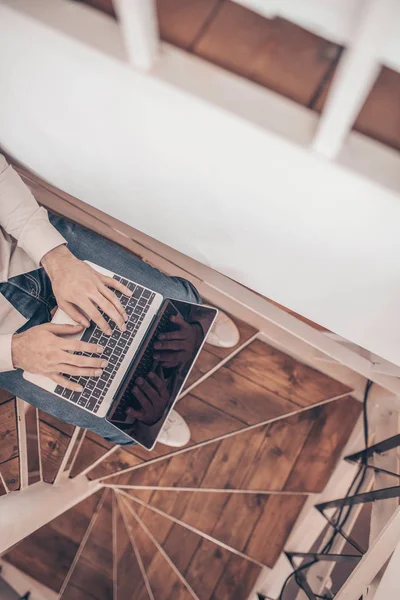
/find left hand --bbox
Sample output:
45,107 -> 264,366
42,245 -> 132,334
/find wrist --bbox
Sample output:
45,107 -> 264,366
41,244 -> 70,276
11,333 -> 23,370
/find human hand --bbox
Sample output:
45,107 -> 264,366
12,323 -> 108,392
126,371 -> 168,426
153,314 -> 203,368
42,245 -> 132,334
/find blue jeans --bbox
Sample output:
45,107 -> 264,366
0,215 -> 201,445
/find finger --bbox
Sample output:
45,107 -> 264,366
101,285 -> 127,318
158,330 -> 187,341
45,323 -> 84,336
94,292 -> 126,332
82,301 -> 112,335
101,275 -> 132,297
132,385 -> 153,413
136,377 -> 158,404
62,340 -> 105,354
154,340 -> 184,351
170,313 -> 189,328
59,301 -> 90,328
51,373 -> 83,392
147,371 -> 166,393
57,364 -> 104,377
64,353 -> 108,368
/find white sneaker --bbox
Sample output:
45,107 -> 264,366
158,410 -> 191,447
206,310 -> 240,348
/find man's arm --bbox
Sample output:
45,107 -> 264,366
0,155 -> 66,372
0,154 -> 66,265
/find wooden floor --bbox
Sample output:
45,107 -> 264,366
4,313 -> 361,599
79,0 -> 400,152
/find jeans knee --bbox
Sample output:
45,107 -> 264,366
172,277 -> 202,304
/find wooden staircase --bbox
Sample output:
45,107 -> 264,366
0,312 -> 363,600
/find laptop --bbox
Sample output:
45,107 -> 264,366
23,261 -> 218,450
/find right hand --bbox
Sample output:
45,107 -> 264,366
12,323 -> 108,392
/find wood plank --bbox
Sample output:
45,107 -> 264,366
227,340 -> 351,407
0,456 -> 20,492
194,2 -> 339,107
183,347 -> 221,389
239,411 -> 316,491
63,497 -> 113,600
5,525 -> 79,592
49,490 -> 105,547
39,420 -> 71,484
39,409 -> 76,437
211,553 -> 261,600
244,494 -> 306,566
25,407 -> 41,485
121,500 -> 194,600
70,436 -> 112,478
0,471 -> 7,496
0,399 -> 18,464
178,394 -> 247,443
157,0 -> 221,50
185,538 -> 232,600
355,65 -> 400,152
0,388 -> 14,405
191,367 -> 297,425
88,446 -> 144,481
285,396 -> 361,493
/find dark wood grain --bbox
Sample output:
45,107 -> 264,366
285,396 -> 361,492
0,388 -> 14,405
0,399 -> 18,464
157,0 -> 222,50
227,340 -> 351,407
194,2 -> 339,106
39,420 -> 71,484
191,366 -> 297,425
0,456 -> 20,492
70,436 -> 112,478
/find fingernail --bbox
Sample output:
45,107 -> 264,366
126,289 -> 133,296
101,360 -> 108,368
137,377 -> 143,385
121,323 -> 127,332
95,369 -> 103,376
97,346 -> 104,353
154,342 -> 161,349
123,312 -> 128,321
148,372 -> 155,379
77,386 -> 83,392
107,328 -> 112,335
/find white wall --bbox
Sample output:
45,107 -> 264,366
1,1 -> 400,366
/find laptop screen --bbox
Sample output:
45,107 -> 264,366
107,299 -> 218,449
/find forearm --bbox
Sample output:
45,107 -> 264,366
0,155 -> 66,264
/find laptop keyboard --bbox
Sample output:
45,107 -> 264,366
54,275 -> 156,414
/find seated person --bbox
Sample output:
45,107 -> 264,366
0,154 -> 239,448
